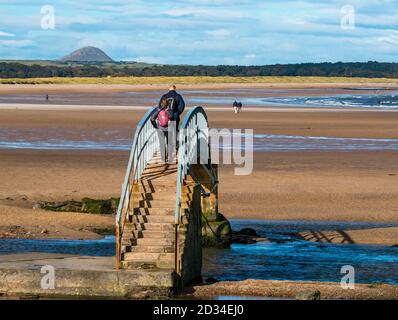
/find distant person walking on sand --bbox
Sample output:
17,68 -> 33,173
45,94 -> 49,101
151,85 -> 185,161
233,100 -> 242,114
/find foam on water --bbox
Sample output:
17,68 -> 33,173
261,94 -> 398,109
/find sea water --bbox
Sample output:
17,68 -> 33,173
0,221 -> 397,285
1,127 -> 398,152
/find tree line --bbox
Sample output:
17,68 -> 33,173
1,61 -> 398,78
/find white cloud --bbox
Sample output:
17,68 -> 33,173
377,31 -> 398,45
206,29 -> 232,37
244,53 -> 256,59
57,16 -> 102,26
77,38 -> 105,49
164,6 -> 249,19
0,31 -> 15,37
164,7 -> 208,17
133,56 -> 164,64
0,40 -> 33,47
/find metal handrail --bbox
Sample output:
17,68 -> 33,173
174,106 -> 211,224
116,105 -> 215,269
115,106 -> 160,266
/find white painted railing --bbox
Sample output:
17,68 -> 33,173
174,106 -> 211,224
115,107 -> 161,265
115,105 -> 213,267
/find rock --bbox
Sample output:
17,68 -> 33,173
295,290 -> 321,300
36,197 -> 120,215
40,228 -> 48,234
202,213 -> 232,248
90,227 -> 115,236
37,200 -> 82,212
237,228 -> 258,237
205,277 -> 219,284
230,228 -> 267,244
231,234 -> 257,244
81,198 -> 112,214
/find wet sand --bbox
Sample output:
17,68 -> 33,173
0,84 -> 397,242
0,149 -> 397,242
222,151 -> 398,223
0,150 -> 123,240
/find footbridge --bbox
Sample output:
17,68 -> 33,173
116,106 -> 218,287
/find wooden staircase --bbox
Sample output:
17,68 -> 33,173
116,106 -> 211,287
120,156 -> 178,269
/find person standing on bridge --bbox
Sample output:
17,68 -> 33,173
151,85 -> 185,162
158,84 -> 185,129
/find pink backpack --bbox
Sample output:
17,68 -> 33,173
157,109 -> 171,128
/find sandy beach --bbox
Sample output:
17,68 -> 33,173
0,84 -> 397,244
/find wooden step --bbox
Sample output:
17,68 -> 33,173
134,200 -> 189,209
141,167 -> 177,176
136,199 -> 176,208
131,215 -> 175,224
135,193 -> 192,204
139,173 -> 176,181
141,231 -> 174,239
142,223 -> 175,231
131,207 -> 175,216
137,192 -> 179,201
121,236 -> 135,245
120,261 -> 158,270
137,237 -> 174,246
121,240 -> 132,247
134,183 -> 192,194
130,230 -> 144,238
120,260 -> 174,269
135,181 -> 176,193
133,222 -> 174,232
123,223 -> 138,231
123,252 -> 174,261
128,230 -> 174,239
129,245 -> 174,253
145,164 -> 177,170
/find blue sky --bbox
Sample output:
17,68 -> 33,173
1,0 -> 398,65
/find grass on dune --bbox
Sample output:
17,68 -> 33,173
1,76 -> 398,85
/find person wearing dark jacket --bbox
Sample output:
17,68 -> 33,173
151,85 -> 185,162
157,84 -> 185,128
